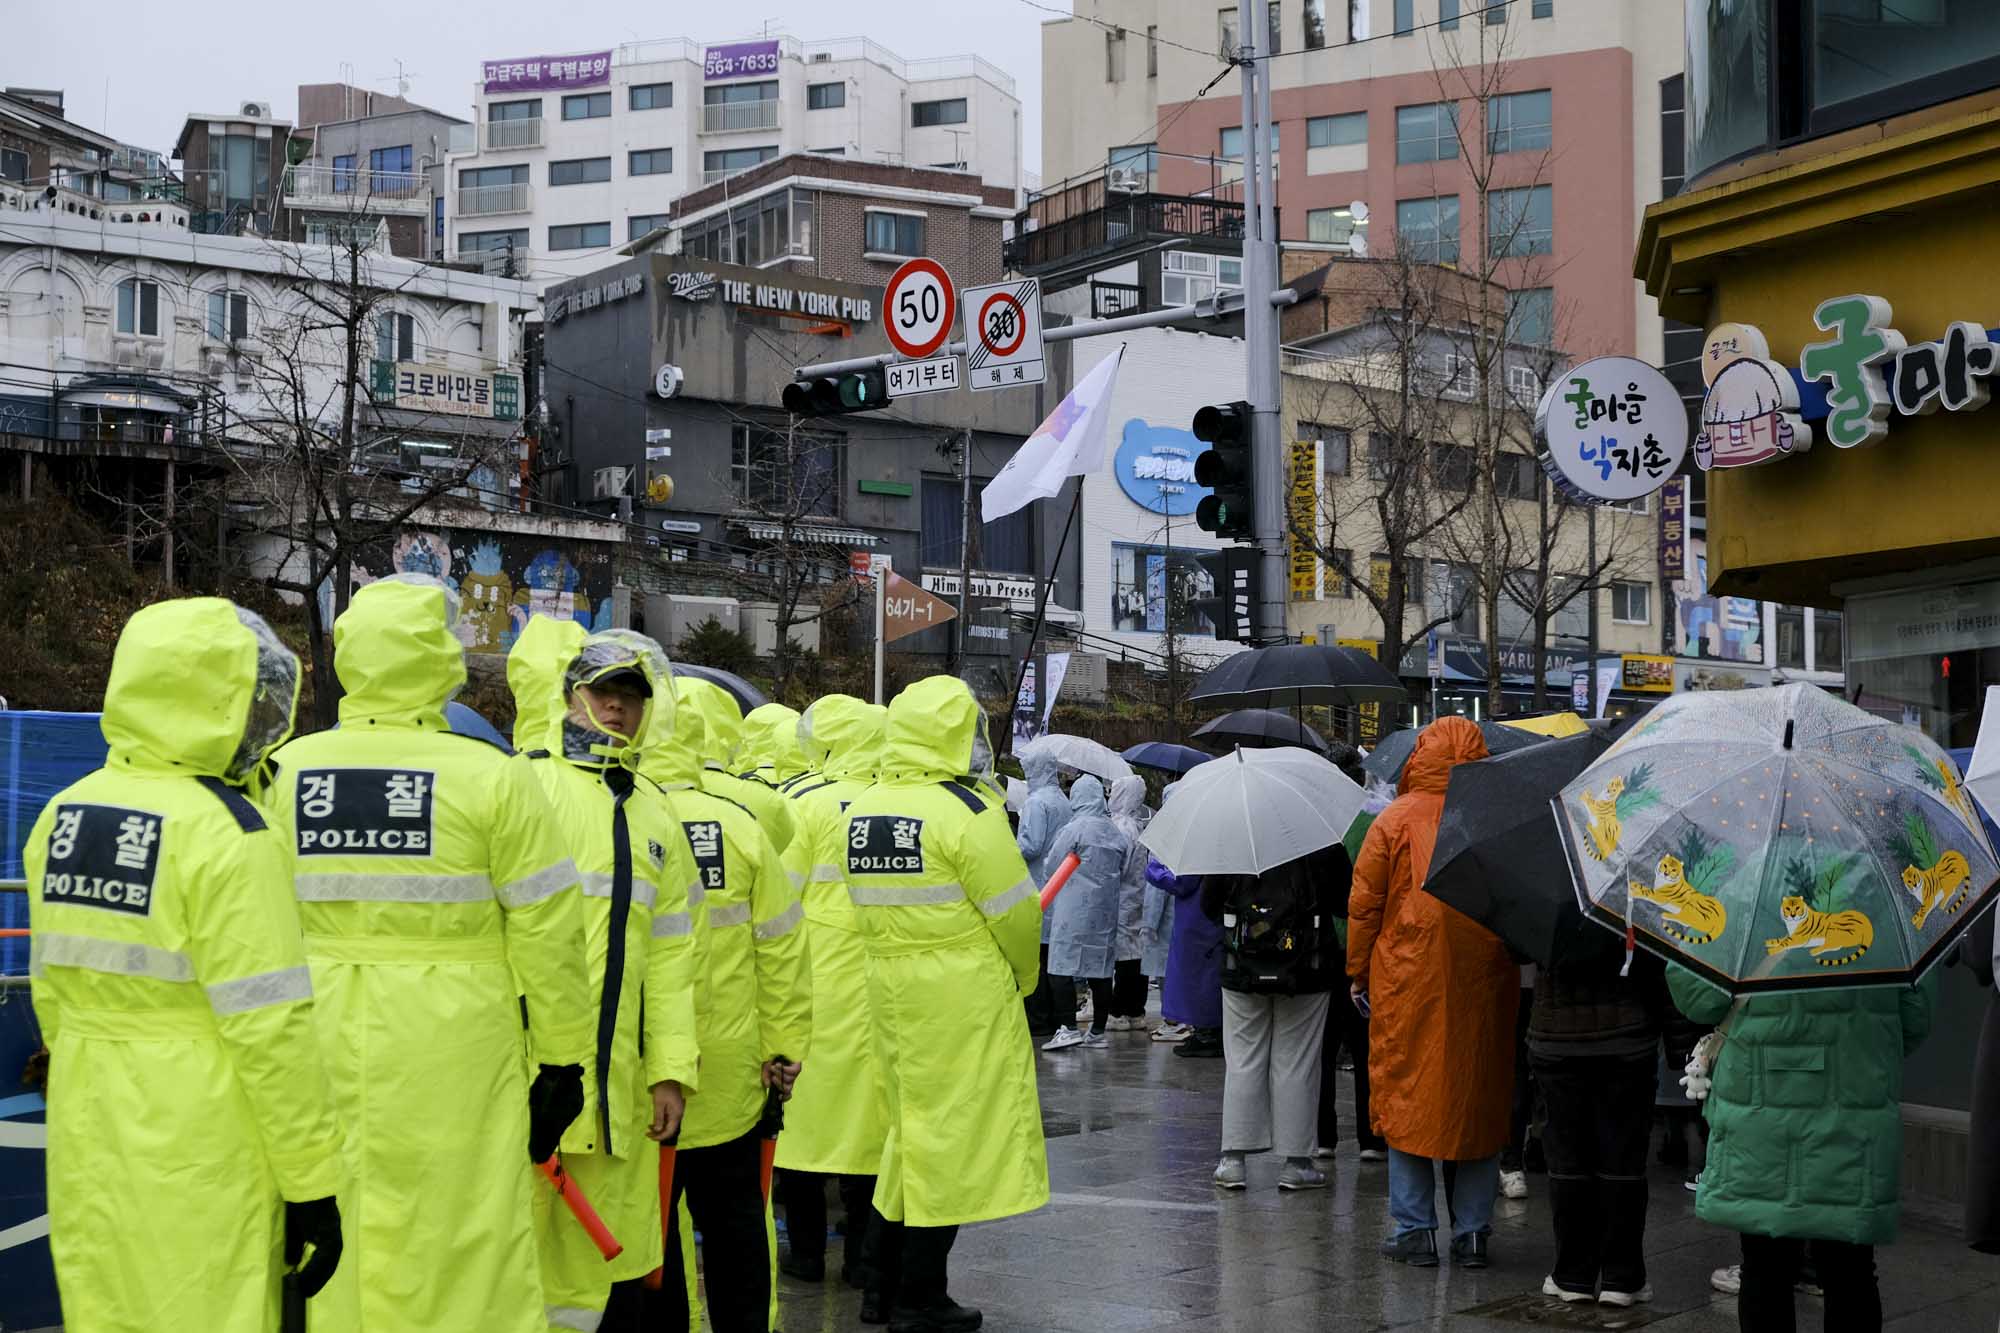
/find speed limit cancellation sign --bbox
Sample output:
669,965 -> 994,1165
962,277 -> 1045,391
882,258 -> 957,360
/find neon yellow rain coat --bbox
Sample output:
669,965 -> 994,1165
680,678 -> 795,853
270,577 -> 594,1333
643,685 -> 813,1148
508,619 -> 707,1330
740,702 -> 809,790
841,677 -> 1049,1226
26,598 -> 343,1333
775,695 -> 891,1175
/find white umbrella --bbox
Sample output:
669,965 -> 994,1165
1019,734 -> 1135,782
1141,746 -> 1366,876
1965,685 -> 2000,824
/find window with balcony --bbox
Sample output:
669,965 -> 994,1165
562,92 -> 611,120
865,210 -> 926,258
490,99 -> 539,120
331,154 -> 356,193
705,81 -> 779,133
369,144 -> 413,174
1509,286 -> 1554,345
459,163 -> 529,215
1488,89 -> 1551,155
703,146 -> 778,182
912,98 -> 967,127
376,312 -> 414,363
629,149 -> 672,176
462,228 -> 528,256
206,290 -> 249,341
548,221 -> 610,250
808,81 -> 846,110
1307,112 -> 1366,148
486,99 -> 542,150
1612,580 -> 1652,625
1396,195 -> 1460,263
1488,183 -> 1552,257
628,213 -> 671,241
549,157 -> 611,187
630,82 -> 673,111
1396,101 -> 1459,164
116,278 -> 159,336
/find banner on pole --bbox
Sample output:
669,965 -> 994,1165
1011,659 -> 1040,750
1041,652 -> 1071,730
1288,439 -> 1320,602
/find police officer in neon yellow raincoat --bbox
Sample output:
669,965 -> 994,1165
640,670 -> 813,1333
509,619 -> 707,1332
270,575 -> 595,1333
842,676 -> 1049,1330
775,695 -> 891,1292
739,702 -> 809,790
680,678 -> 794,854
26,598 -> 346,1333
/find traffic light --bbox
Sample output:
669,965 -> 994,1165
1192,400 -> 1254,542
782,368 -> 890,417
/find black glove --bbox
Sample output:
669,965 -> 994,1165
283,1196 -> 343,1299
528,1063 -> 586,1163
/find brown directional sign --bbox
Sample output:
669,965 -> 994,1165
882,570 -> 959,644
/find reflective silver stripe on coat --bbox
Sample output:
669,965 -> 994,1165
652,911 -> 693,939
787,870 -> 806,891
297,872 -> 495,904
708,902 -> 752,929
810,864 -> 844,883
30,931 -> 195,983
974,879 -> 1036,918
206,965 -> 313,1017
580,871 -> 658,912
848,884 -> 965,907
499,860 -> 578,909
546,1305 -> 603,1332
687,878 -> 707,911
752,901 -> 804,940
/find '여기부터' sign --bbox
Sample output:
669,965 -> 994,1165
482,51 -> 611,91
1536,357 -> 1689,505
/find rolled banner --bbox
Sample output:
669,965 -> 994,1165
537,1154 -> 623,1262
1037,852 -> 1082,912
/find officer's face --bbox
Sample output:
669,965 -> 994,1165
572,681 -> 647,741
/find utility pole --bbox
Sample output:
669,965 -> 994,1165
1237,0 -> 1287,645
951,427 -> 973,675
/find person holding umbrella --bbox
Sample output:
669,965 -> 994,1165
1147,783 -> 1223,1053
1349,717 -> 1518,1269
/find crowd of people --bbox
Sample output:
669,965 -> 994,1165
24,576 -> 1046,1333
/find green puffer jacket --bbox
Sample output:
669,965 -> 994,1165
1667,967 -> 1936,1246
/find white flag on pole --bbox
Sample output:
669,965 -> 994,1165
981,344 -> 1125,522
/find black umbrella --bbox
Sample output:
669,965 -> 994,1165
669,662 -> 768,712
1421,726 -> 1627,967
1191,709 -> 1327,752
1361,720 -> 1545,784
1187,643 -> 1407,710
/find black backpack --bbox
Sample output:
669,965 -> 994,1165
1210,847 -> 1347,994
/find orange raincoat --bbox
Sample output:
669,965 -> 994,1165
1347,717 -> 1519,1161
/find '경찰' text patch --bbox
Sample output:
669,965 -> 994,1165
295,768 -> 437,856
40,803 -> 164,916
683,821 -> 725,891
846,815 -> 926,875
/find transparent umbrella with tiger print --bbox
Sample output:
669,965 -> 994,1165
1552,683 -> 1998,995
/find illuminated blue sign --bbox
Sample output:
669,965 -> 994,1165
1112,418 -> 1206,516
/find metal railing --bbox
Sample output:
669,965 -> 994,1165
701,99 -> 780,134
1003,182 -> 1252,272
481,117 -> 545,151
458,183 -> 533,216
284,165 -> 430,203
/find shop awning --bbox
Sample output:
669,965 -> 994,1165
734,520 -> 879,546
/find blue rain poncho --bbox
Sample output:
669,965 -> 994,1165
1044,776 -> 1133,980
1107,776 -> 1152,964
1016,748 -> 1073,946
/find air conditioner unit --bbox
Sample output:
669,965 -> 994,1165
591,466 -> 630,499
1106,168 -> 1144,193
739,601 -> 819,656
644,594 -> 741,649
240,101 -> 272,119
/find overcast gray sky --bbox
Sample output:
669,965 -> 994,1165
12,0 -> 1051,174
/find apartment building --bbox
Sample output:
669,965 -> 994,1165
444,34 -> 1024,281
285,86 -> 467,260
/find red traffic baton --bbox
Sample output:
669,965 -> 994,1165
1037,853 -> 1082,912
537,1154 -> 623,1262
757,1061 -> 788,1202
642,1135 -> 678,1291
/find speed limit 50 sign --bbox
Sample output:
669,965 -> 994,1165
882,258 -> 956,360
963,278 -> 1045,391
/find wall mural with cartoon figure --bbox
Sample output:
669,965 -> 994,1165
345,526 -> 616,650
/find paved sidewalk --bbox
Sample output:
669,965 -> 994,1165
773,1018 -> 1997,1331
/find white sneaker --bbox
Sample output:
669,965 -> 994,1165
1500,1169 -> 1528,1199
1212,1154 -> 1246,1189
1599,1284 -> 1652,1307
1542,1276 -> 1594,1304
1358,1147 -> 1388,1162
1710,1264 -> 1741,1295
1151,1022 -> 1190,1043
1104,1015 -> 1134,1031
1041,1026 -> 1084,1052
1079,1028 -> 1109,1048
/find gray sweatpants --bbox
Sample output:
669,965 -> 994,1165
1220,989 -> 1332,1159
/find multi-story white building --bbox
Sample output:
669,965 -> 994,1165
444,34 -> 1024,280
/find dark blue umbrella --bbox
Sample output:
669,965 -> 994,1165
445,701 -> 513,754
1121,741 -> 1214,775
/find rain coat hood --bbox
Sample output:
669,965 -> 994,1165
799,695 -> 886,781
505,614 -> 588,754
1069,775 -> 1108,817
102,597 -> 299,782
1108,775 -> 1149,829
677,678 -> 744,768
742,703 -> 807,781
1022,748 -> 1060,792
334,575 -> 466,729
506,620 -> 666,768
639,682 -> 706,788
882,676 -> 993,782
1399,715 -> 1488,796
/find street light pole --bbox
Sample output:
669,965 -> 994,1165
1238,0 -> 1287,646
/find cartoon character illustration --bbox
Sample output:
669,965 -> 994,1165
1908,743 -> 1979,830
1887,808 -> 1973,929
512,548 -> 583,629
393,531 -> 453,583
1765,896 -> 1874,967
1694,356 -> 1813,472
457,540 -> 514,651
1581,763 -> 1658,861
1629,852 -> 1728,945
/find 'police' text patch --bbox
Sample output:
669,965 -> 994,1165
295,768 -> 437,856
42,803 -> 163,916
846,815 -> 925,875
683,821 -> 725,891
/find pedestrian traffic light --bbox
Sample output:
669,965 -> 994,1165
1192,400 -> 1254,542
1189,547 -> 1259,643
782,368 -> 890,417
